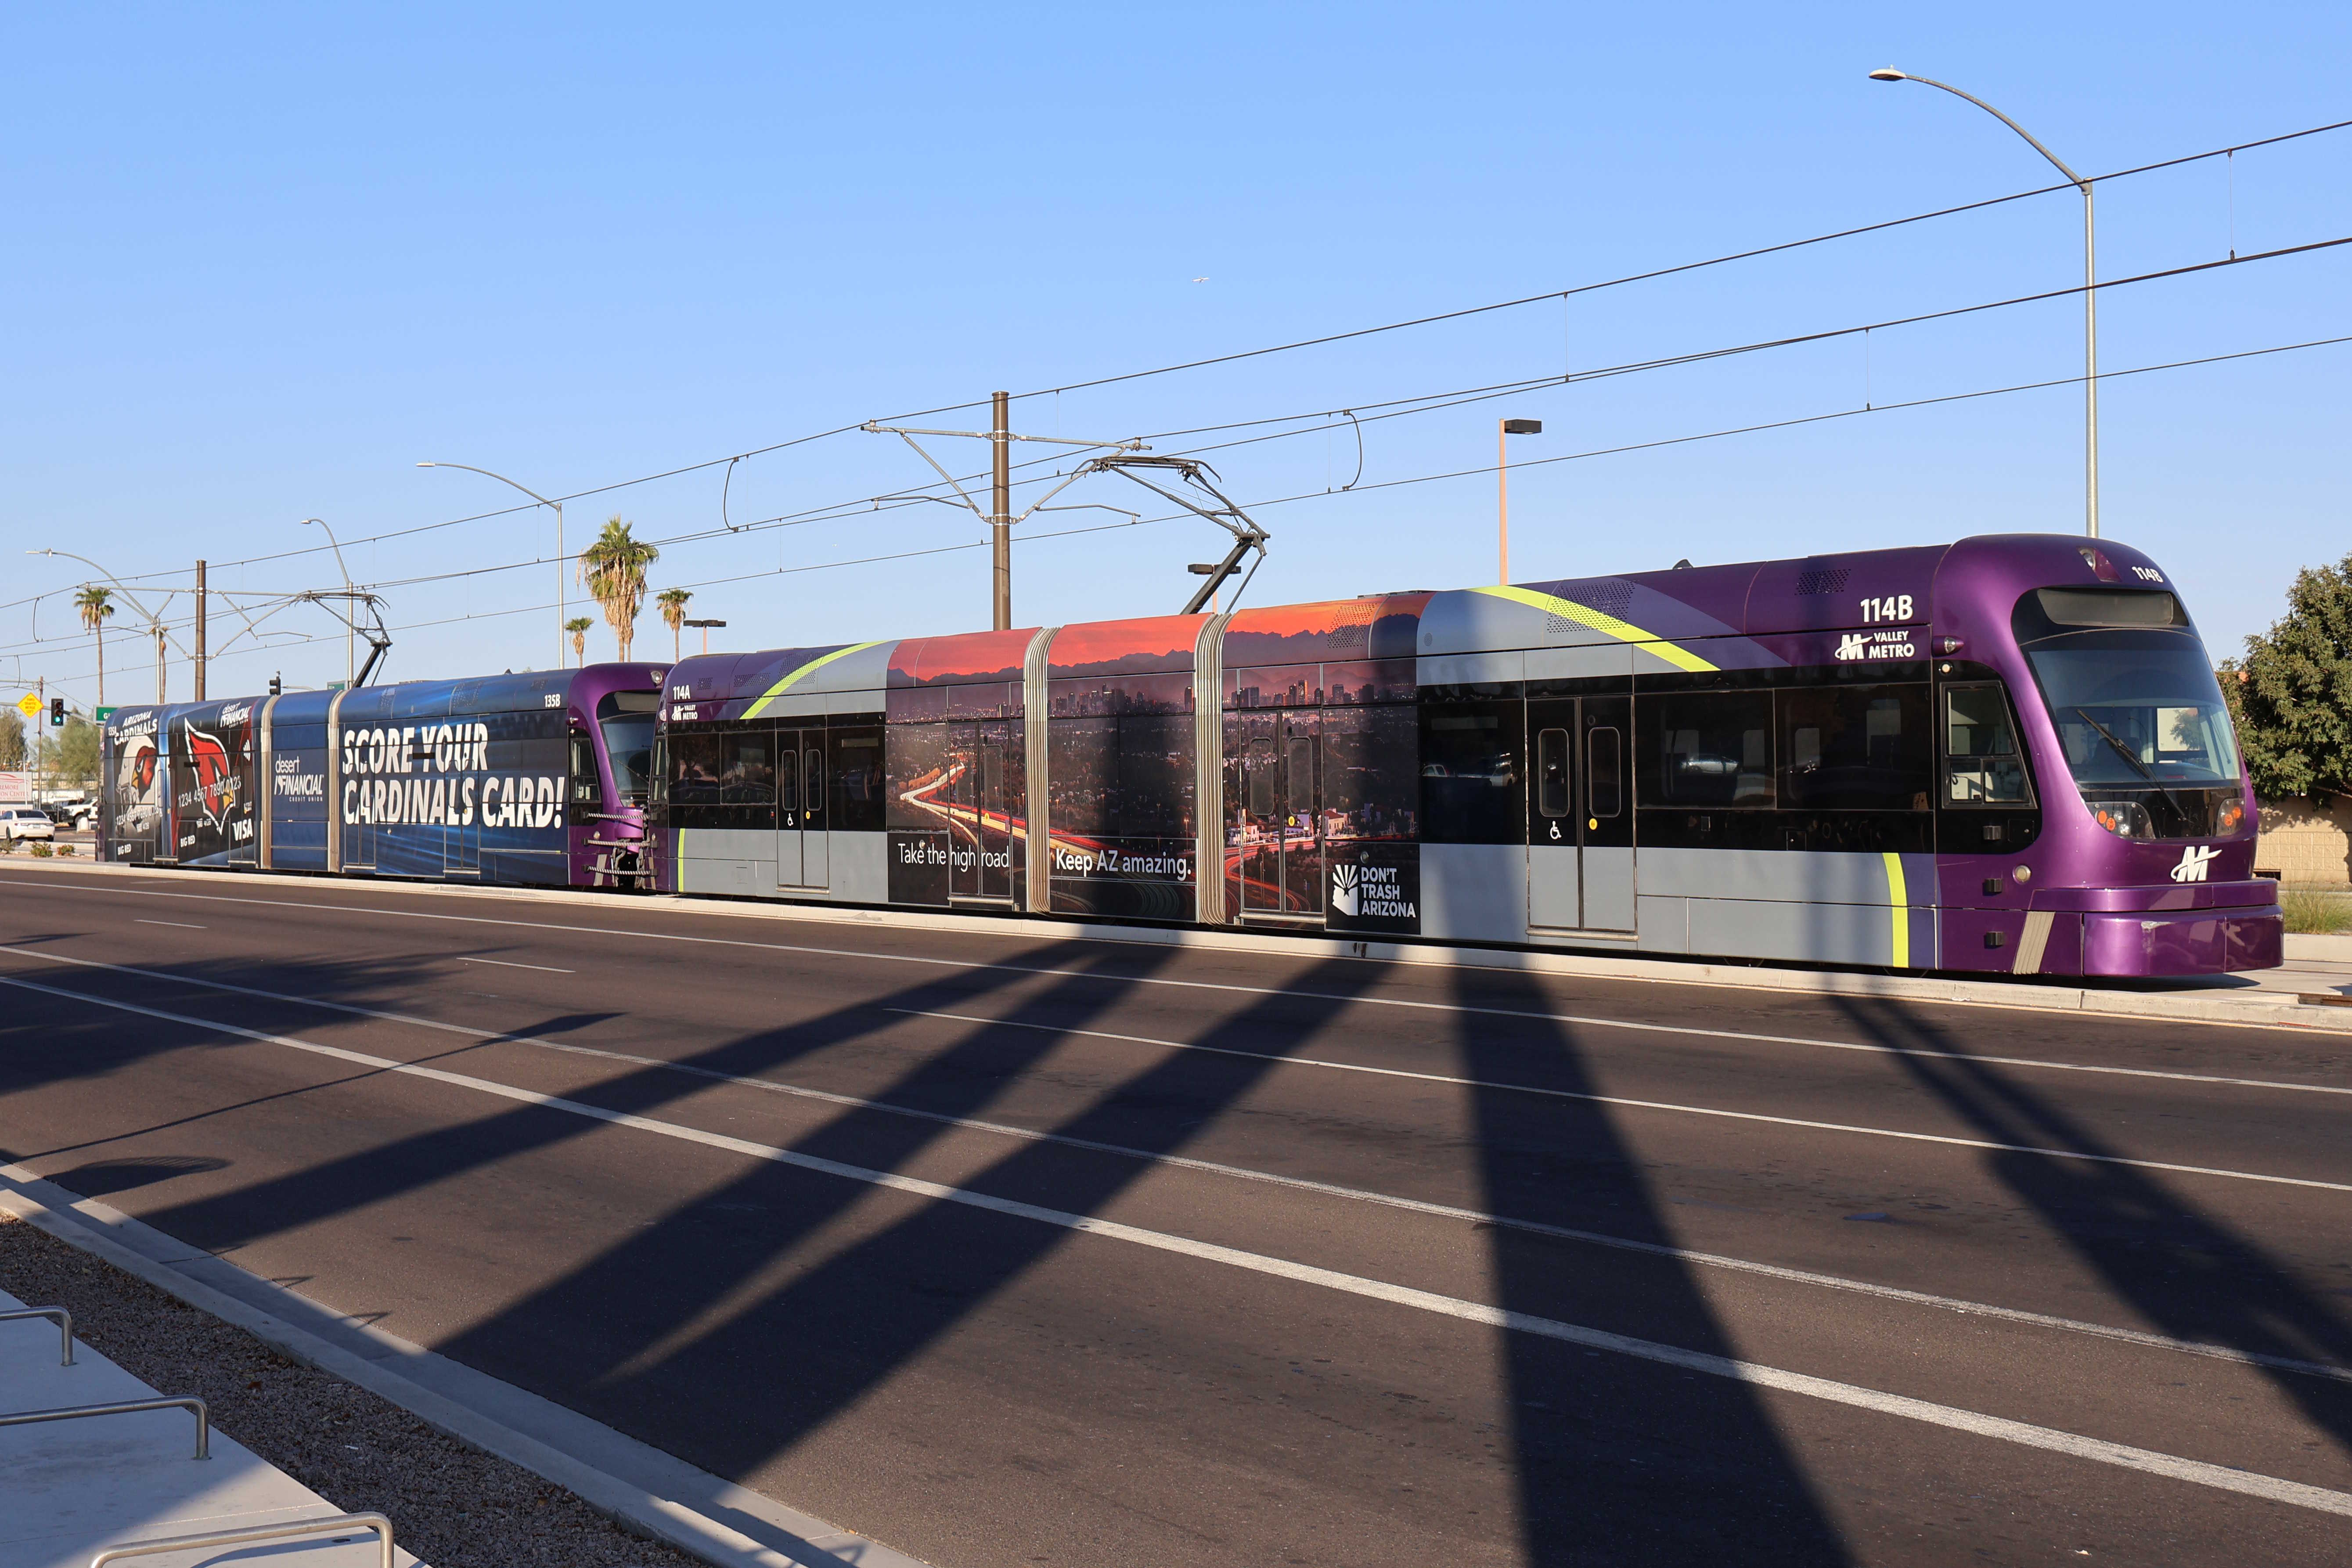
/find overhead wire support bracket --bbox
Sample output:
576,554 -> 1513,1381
857,420 -> 1151,529
1074,454 -> 1272,615
289,589 -> 393,687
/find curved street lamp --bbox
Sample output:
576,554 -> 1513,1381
1870,68 -> 2100,537
415,462 -> 567,667
28,547 -> 176,702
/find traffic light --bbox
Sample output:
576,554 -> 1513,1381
49,697 -> 65,727
268,674 -> 282,696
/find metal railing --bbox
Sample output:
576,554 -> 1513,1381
0,1395 -> 208,1457
0,1305 -> 75,1364
90,1511 -> 394,1568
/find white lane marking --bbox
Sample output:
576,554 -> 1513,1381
455,957 -> 576,975
133,919 -> 207,930
3,970 -> 2348,1521
1,878 -> 2338,1095
3,943 -> 2341,1385
887,1008 -> 2352,1194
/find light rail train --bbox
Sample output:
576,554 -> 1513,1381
99,665 -> 663,885
100,534 -> 2280,978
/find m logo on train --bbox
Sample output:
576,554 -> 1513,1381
101,535 -> 2278,977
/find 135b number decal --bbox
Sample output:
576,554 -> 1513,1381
1859,594 -> 1914,623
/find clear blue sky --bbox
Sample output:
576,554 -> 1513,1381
5,2 -> 2347,705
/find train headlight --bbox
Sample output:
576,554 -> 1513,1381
2213,795 -> 2246,836
2083,798 -> 2153,838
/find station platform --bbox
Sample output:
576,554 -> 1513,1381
0,1287 -> 414,1568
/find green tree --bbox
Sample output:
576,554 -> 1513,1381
0,710 -> 24,772
2220,551 -> 2352,801
656,587 -> 692,662
75,586 -> 115,709
38,716 -> 101,789
578,517 -> 659,663
565,616 -> 593,668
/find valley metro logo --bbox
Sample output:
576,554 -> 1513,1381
1331,861 -> 1361,917
2169,844 -> 2221,884
1835,632 -> 1868,660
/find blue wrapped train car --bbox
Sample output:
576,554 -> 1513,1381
101,664 -> 663,887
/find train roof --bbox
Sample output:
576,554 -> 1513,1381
660,533 -> 2189,710
102,663 -> 665,735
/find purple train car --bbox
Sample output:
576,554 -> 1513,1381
650,534 -> 2279,978
99,663 -> 664,888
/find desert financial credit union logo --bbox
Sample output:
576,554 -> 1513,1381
2170,844 -> 2221,884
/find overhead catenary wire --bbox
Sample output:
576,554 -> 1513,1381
22,326 -> 2349,692
24,108 -> 2346,607
6,221 -> 2324,655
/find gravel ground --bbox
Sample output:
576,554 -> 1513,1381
0,1213 -> 710,1568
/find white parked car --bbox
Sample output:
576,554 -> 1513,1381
0,806 -> 56,842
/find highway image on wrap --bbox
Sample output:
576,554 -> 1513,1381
2,863 -> 2348,1565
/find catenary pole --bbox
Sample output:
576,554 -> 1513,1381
193,561 -> 206,701
991,391 -> 1012,630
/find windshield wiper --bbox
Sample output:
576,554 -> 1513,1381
2072,708 -> 2156,782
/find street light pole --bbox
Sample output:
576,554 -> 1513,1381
1498,418 -> 1542,585
301,519 -> 355,687
415,462 -> 567,665
1870,68 -> 2099,537
29,549 -> 177,703
683,618 -> 726,657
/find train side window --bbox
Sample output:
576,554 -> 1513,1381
720,733 -> 774,806
828,725 -> 885,831
1943,684 -> 2032,806
1639,690 -> 1772,808
1419,699 -> 1524,844
1286,735 -> 1315,817
1587,726 -> 1623,818
1776,684 -> 1930,811
570,735 -> 600,806
1535,728 -> 1570,817
777,748 -> 800,815
805,749 -> 825,817
1248,737 -> 1276,816
668,733 -> 722,807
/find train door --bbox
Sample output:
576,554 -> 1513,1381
947,719 -> 1016,903
774,726 -> 825,890
1527,695 -> 1634,931
1237,709 -> 1322,918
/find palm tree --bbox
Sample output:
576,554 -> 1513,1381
565,616 -> 593,668
656,588 -> 693,661
75,587 -> 114,709
578,517 -> 659,662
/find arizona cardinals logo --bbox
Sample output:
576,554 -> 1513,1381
126,739 -> 157,797
186,724 -> 241,832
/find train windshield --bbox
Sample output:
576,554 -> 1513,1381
597,692 -> 658,803
2022,629 -> 2239,788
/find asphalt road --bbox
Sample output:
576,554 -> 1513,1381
2,865 -> 2348,1567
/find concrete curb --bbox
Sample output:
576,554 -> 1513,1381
11,856 -> 2350,1037
0,1165 -> 932,1568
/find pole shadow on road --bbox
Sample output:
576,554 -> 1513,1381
1830,996 -> 2352,1458
111,939 -> 1096,1259
431,953 -> 1399,1516
1454,967 -> 1851,1566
